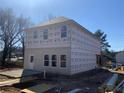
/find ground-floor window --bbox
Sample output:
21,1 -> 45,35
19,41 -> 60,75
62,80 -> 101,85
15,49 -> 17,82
30,56 -> 34,63
52,55 -> 57,67
60,55 -> 66,67
44,55 -> 49,66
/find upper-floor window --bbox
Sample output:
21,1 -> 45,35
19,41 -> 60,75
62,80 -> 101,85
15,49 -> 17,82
61,25 -> 67,38
43,29 -> 48,40
33,31 -> 38,39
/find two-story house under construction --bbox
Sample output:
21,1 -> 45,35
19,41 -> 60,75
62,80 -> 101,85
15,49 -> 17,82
24,17 -> 100,75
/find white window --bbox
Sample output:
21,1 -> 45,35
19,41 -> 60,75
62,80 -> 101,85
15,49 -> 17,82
60,55 -> 66,67
43,29 -> 48,40
52,55 -> 57,67
61,25 -> 67,38
30,56 -> 34,63
33,31 -> 38,39
44,55 -> 49,66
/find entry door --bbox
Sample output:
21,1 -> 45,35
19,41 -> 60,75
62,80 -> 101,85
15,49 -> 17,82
96,55 -> 101,66
29,56 -> 34,69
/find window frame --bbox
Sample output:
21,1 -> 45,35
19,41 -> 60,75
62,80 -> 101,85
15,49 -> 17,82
52,55 -> 57,67
30,56 -> 34,63
44,55 -> 49,66
33,31 -> 38,39
60,55 -> 66,67
61,25 -> 67,38
43,29 -> 48,40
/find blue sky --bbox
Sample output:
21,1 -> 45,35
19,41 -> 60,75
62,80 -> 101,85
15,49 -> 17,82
0,0 -> 124,51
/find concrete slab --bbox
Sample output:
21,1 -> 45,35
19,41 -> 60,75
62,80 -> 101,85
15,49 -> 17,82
0,69 -> 42,78
21,84 -> 56,93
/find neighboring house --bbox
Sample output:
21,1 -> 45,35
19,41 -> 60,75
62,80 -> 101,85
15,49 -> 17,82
116,51 -> 124,65
24,17 -> 100,75
9,51 -> 23,62
10,56 -> 18,62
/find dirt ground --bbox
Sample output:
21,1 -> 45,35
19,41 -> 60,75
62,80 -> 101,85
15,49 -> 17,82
0,75 -> 10,82
45,69 -> 113,93
0,86 -> 20,93
0,61 -> 23,70
0,68 -> 123,93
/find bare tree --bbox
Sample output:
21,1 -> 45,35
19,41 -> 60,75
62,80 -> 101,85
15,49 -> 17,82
17,15 -> 32,59
0,9 -> 32,66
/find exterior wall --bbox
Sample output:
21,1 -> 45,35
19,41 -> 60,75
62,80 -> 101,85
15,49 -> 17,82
68,23 -> 100,75
116,51 -> 124,65
24,47 -> 71,75
24,22 -> 71,75
25,22 -> 71,49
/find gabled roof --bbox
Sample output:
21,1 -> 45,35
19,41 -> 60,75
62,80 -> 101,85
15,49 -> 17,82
35,17 -> 70,27
117,51 -> 124,54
